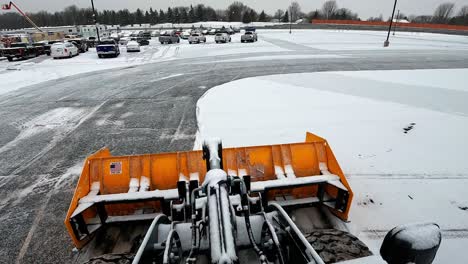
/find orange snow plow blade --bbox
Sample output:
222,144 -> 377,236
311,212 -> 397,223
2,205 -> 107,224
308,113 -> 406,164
65,132 -> 353,248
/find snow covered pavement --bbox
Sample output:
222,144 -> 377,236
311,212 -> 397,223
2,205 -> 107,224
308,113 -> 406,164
195,69 -> 468,263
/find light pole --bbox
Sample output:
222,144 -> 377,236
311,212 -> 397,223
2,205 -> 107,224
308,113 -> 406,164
384,0 -> 398,47
289,6 -> 292,34
393,9 -> 400,36
90,0 -> 100,42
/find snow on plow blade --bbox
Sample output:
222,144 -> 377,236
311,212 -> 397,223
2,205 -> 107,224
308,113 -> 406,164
65,132 -> 353,249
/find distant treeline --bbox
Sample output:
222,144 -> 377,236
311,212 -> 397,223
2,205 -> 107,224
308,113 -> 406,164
1,1 -> 467,30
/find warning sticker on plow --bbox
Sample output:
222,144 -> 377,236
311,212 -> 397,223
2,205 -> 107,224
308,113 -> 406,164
110,162 -> 122,174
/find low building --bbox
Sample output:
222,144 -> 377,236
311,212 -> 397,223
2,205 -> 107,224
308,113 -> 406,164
31,31 -> 65,42
79,25 -> 111,39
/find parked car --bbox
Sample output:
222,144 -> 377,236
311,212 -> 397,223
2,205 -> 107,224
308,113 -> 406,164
241,31 -> 258,43
96,39 -> 120,58
245,26 -> 256,32
188,33 -> 206,44
45,40 -> 64,55
141,31 -> 152,40
1,43 -> 38,61
202,29 -> 209,35
226,28 -> 235,35
180,31 -> 191,40
51,42 -> 79,59
215,33 -> 231,43
159,31 -> 180,44
208,29 -> 217,35
87,37 -> 97,48
119,37 -> 130,45
68,38 -> 88,53
126,41 -> 141,52
137,38 -> 149,46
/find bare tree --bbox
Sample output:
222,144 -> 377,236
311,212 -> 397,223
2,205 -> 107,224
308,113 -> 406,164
274,9 -> 284,21
433,2 -> 455,23
459,5 -> 468,17
322,0 -> 338,19
289,1 -> 302,22
227,1 -> 246,21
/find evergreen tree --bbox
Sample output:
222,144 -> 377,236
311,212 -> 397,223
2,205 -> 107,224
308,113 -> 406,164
249,9 -> 258,22
188,5 -> 195,23
195,4 -> 205,21
135,8 -> 144,25
159,9 -> 166,23
167,7 -> 173,23
174,8 -> 180,24
282,11 -> 290,22
144,11 -> 150,23
242,10 -> 251,23
259,10 -> 267,22
180,8 -> 188,23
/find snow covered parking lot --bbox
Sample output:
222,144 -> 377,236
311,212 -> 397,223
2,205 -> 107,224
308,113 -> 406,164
1,29 -> 468,95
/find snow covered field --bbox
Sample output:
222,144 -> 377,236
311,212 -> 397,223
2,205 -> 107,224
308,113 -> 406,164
195,69 -> 468,263
1,29 -> 468,96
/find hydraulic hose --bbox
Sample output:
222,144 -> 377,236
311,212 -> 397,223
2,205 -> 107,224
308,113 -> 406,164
186,187 -> 202,264
235,178 -> 268,264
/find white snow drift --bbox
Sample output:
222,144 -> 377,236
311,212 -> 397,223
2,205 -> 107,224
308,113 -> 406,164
194,68 -> 468,263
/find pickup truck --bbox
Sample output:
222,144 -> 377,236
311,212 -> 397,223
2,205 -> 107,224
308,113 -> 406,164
159,31 -> 180,44
1,43 -> 38,62
96,39 -> 120,58
241,31 -> 258,43
215,33 -> 231,44
68,38 -> 88,53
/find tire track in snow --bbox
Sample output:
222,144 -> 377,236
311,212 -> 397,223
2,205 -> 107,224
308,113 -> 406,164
15,165 -> 82,264
11,101 -> 107,175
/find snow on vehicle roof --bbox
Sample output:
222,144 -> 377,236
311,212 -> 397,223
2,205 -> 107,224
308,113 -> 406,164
99,40 -> 115,44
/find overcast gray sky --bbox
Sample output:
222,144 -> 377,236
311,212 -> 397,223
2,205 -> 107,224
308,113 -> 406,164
8,0 -> 468,19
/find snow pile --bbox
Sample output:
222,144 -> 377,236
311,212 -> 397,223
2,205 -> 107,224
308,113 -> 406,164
194,68 -> 468,263
195,69 -> 468,175
139,176 -> 150,192
262,29 -> 468,51
124,21 -> 290,29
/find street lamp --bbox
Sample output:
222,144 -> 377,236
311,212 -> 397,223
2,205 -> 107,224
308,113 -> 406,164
384,0 -> 398,47
90,0 -> 100,42
289,5 -> 292,34
393,9 -> 400,36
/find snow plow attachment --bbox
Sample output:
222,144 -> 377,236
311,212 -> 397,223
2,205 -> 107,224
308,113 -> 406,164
65,132 -> 353,249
